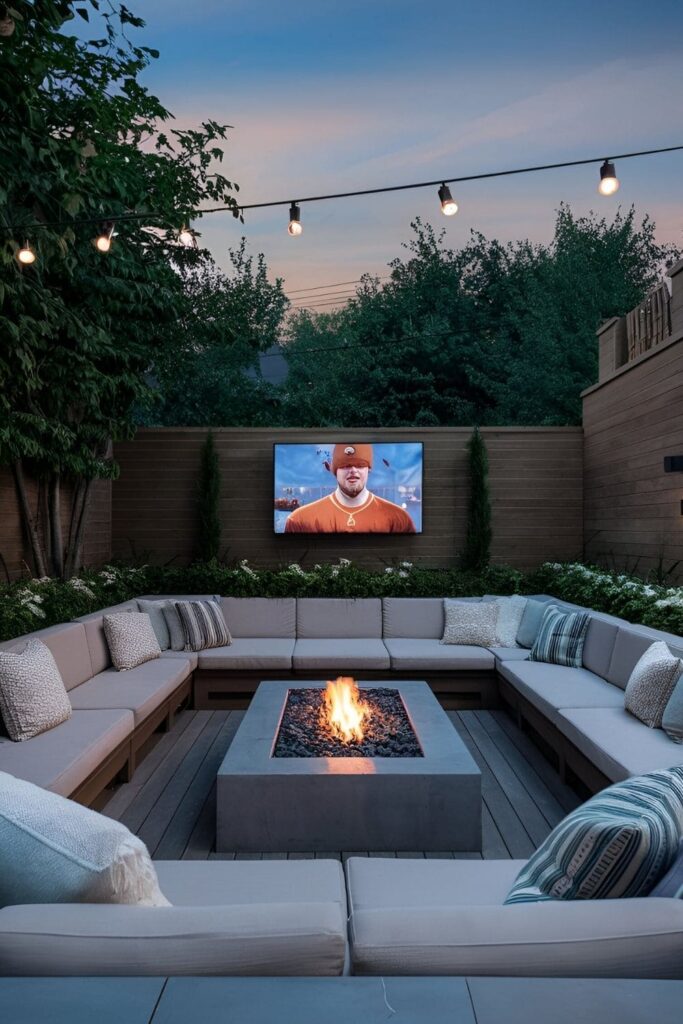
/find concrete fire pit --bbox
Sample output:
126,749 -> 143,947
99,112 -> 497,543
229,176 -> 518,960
216,680 -> 481,853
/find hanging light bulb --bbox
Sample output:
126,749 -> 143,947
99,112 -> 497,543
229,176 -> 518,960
598,160 -> 619,196
287,202 -> 302,236
94,223 -> 115,253
179,224 -> 196,247
438,183 -> 458,216
17,241 -> 36,265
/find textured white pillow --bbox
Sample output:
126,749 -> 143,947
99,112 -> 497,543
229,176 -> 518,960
0,639 -> 72,742
625,642 -> 683,729
0,771 -> 170,908
494,596 -> 528,647
441,600 -> 497,646
103,612 -> 161,671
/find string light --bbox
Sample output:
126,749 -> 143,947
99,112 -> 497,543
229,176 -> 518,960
94,223 -> 115,252
17,241 -> 36,265
438,183 -> 458,216
287,202 -> 302,236
598,160 -> 619,196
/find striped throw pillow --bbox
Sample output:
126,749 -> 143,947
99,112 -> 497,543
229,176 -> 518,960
528,605 -> 589,667
505,767 -> 683,904
175,600 -> 231,652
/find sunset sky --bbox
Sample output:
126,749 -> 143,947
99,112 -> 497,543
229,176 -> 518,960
129,0 -> 683,307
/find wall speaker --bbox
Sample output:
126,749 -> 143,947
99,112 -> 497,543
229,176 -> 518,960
664,456 -> 683,472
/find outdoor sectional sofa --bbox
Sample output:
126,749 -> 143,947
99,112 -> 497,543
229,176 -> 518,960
2,592 -> 683,978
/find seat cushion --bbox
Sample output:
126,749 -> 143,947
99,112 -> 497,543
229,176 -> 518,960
382,598 -> 445,639
505,768 -> 683,904
498,662 -> 623,727
197,639 -> 295,671
297,599 -> 382,639
558,707 -> 683,782
346,857 -> 683,978
0,623 -> 93,692
221,598 -> 296,639
0,710 -> 133,796
0,771 -> 168,909
0,859 -> 348,977
292,639 -> 390,671
490,647 -> 531,663
69,660 -> 190,726
385,638 -> 495,671
161,649 -> 198,672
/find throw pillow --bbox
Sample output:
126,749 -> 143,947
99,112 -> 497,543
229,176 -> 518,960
0,639 -> 72,742
494,596 -> 527,647
516,598 -> 551,649
103,612 -> 161,672
136,599 -> 171,651
0,771 -> 170,908
505,766 -> 683,904
625,642 -> 682,729
649,837 -> 683,898
162,601 -> 187,651
528,605 -> 589,667
663,671 -> 683,744
175,599 -> 231,652
440,600 -> 497,647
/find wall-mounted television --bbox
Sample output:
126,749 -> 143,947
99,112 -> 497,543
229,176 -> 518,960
274,442 -> 423,534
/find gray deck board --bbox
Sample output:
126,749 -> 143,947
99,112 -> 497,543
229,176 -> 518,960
105,708 -> 576,860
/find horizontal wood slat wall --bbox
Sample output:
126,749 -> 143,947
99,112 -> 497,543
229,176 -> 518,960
112,427 -> 583,570
582,333 -> 683,581
0,469 -> 112,580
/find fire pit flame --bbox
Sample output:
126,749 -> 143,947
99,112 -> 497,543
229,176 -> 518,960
324,677 -> 368,744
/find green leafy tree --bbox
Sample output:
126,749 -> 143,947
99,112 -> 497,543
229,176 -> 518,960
0,0 -> 239,577
461,428 -> 492,572
197,431 -> 221,562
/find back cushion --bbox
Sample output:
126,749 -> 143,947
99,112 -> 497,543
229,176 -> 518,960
75,602 -> 139,676
582,617 -> 620,679
221,598 -> 296,638
382,599 -> 444,639
297,599 -> 382,639
0,623 -> 93,692
607,627 -> 683,690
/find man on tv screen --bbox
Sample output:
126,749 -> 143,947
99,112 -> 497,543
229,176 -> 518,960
284,443 -> 416,533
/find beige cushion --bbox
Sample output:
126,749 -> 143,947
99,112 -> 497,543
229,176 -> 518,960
75,603 -> 140,675
0,623 -> 93,692
69,660 -> 190,726
346,857 -> 683,978
385,638 -> 495,671
221,598 -> 296,639
292,639 -> 390,671
0,639 -> 72,741
103,613 -> 161,672
197,639 -> 295,671
0,709 -> 133,796
297,599 -> 382,639
441,600 -> 497,646
624,642 -> 682,728
0,859 -> 348,977
557,707 -> 683,782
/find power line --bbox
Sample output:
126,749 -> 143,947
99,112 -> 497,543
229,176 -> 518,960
259,328 -> 453,360
5,144 -> 683,232
286,277 -> 388,295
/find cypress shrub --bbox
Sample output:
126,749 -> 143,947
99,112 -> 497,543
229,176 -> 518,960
197,431 -> 222,561
461,427 -> 492,572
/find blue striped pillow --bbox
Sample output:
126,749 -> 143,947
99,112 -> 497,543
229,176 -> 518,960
528,605 -> 589,667
505,767 -> 683,904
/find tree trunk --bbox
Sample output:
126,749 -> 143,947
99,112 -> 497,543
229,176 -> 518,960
64,477 -> 95,579
12,459 -> 48,577
48,472 -> 64,578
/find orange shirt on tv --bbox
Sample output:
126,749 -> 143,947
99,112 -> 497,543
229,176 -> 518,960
284,492 -> 416,533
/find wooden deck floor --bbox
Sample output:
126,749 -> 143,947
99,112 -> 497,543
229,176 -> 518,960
102,709 -> 581,860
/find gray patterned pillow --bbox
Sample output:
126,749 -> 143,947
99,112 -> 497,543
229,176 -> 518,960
625,642 -> 683,729
441,600 -> 498,646
161,602 -> 187,652
103,613 -> 161,672
0,639 -> 72,742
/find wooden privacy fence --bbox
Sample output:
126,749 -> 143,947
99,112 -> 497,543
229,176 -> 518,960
627,282 -> 672,361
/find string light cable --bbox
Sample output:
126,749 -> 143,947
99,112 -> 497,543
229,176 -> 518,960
5,143 -> 683,254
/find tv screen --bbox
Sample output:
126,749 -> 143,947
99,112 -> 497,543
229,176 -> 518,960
274,442 -> 423,534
